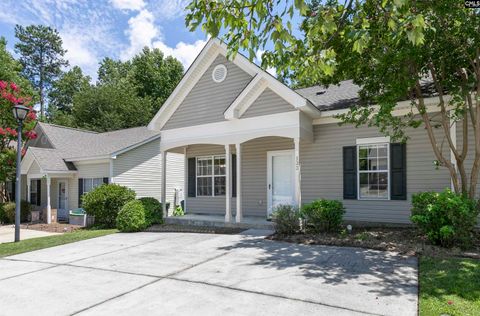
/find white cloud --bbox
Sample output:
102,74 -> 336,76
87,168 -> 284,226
153,39 -> 207,69
110,0 -> 145,11
120,9 -> 159,60
255,49 -> 277,77
60,31 -> 98,77
153,0 -> 189,20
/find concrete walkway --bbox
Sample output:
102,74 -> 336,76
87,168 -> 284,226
0,225 -> 60,244
0,230 -> 418,315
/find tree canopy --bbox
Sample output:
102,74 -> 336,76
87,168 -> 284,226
186,0 -> 480,197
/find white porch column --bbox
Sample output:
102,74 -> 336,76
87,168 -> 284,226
183,146 -> 188,213
26,178 -> 31,203
235,143 -> 242,223
225,144 -> 232,222
161,151 -> 167,217
294,138 -> 301,208
46,175 -> 52,224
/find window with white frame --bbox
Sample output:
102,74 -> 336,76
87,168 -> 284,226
358,143 -> 389,200
83,178 -> 104,194
30,179 -> 39,206
196,156 -> 226,196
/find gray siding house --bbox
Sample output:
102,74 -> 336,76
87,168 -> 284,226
20,123 -> 183,223
148,38 -> 464,225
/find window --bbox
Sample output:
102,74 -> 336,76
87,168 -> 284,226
196,156 -> 226,196
83,178 -> 104,194
30,179 -> 39,206
358,143 -> 389,200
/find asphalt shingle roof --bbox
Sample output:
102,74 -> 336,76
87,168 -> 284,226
295,80 -> 361,111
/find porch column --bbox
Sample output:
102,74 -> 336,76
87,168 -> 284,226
183,146 -> 188,213
235,143 -> 242,223
294,138 -> 301,208
26,178 -> 31,203
46,175 -> 52,224
225,144 -> 232,222
161,151 -> 167,217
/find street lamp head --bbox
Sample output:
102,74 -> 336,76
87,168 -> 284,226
12,104 -> 30,122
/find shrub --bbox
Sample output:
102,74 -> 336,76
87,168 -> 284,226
116,200 -> 147,232
0,203 -> 5,224
272,204 -> 301,235
82,184 -> 136,228
173,205 -> 184,216
301,199 -> 345,233
2,201 -> 32,223
411,189 -> 479,248
138,197 -> 163,225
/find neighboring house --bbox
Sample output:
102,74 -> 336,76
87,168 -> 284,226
19,123 -> 183,222
147,38 -> 469,225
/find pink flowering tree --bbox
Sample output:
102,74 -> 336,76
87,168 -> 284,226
0,80 -> 37,202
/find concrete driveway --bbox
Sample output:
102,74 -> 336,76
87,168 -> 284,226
0,230 -> 418,316
0,225 -> 61,244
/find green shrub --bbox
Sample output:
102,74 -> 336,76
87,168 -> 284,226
82,184 -> 136,228
0,203 -> 6,224
116,200 -> 147,232
272,204 -> 301,235
411,189 -> 479,248
301,199 -> 345,233
138,197 -> 163,225
2,201 -> 32,223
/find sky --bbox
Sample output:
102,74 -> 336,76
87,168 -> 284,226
0,0 -> 210,80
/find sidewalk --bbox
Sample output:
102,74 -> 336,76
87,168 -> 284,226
0,225 -> 61,244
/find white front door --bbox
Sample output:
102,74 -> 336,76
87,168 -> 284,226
57,181 -> 68,221
267,150 -> 295,215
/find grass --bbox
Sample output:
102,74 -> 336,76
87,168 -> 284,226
419,256 -> 480,316
0,229 -> 117,258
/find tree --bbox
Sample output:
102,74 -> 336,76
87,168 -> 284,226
15,25 -> 68,119
130,47 -> 184,115
0,37 -> 36,202
97,57 -> 132,85
72,83 -> 153,132
48,66 -> 91,124
186,0 -> 480,197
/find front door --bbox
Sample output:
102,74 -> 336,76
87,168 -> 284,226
267,150 -> 295,215
57,181 -> 68,221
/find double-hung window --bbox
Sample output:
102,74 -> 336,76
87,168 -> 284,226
196,156 -> 226,196
83,178 -> 104,194
358,143 -> 389,200
30,179 -> 40,206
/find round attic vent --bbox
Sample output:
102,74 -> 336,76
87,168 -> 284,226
212,64 -> 227,83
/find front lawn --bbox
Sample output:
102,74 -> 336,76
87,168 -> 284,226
0,229 -> 117,257
419,257 -> 480,316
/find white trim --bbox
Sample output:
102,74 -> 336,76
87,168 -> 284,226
65,156 -> 110,163
46,175 -> 51,224
294,138 -> 301,208
225,145 -> 231,222
224,74 -> 267,120
356,143 -> 390,201
356,136 -> 390,145
235,143 -> 242,223
195,155 -> 227,197
267,149 -> 295,215
109,159 -> 114,183
161,151 -> 167,217
110,134 -> 161,158
57,180 -> 68,212
212,64 -> 227,83
183,146 -> 188,213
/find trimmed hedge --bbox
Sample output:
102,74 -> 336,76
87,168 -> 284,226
301,199 -> 345,233
82,184 -> 136,228
411,189 -> 479,248
116,200 -> 147,232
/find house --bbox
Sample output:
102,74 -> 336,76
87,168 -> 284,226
147,38 -> 467,225
19,123 -> 184,223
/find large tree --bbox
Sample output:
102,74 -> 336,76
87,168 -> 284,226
48,66 -> 91,125
15,25 -> 68,120
186,0 -> 480,197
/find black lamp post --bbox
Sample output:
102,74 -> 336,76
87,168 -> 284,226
12,104 -> 29,242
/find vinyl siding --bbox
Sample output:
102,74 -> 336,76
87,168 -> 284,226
162,55 -> 253,130
113,140 -> 184,204
67,162 -> 110,210
242,88 -> 295,118
300,123 -> 451,224
28,160 -> 42,174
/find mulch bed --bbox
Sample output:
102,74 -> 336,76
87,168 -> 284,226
146,224 -> 246,235
268,227 -> 480,259
20,223 -> 84,233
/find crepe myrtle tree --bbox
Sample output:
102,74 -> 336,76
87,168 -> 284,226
186,0 -> 480,197
0,81 -> 37,202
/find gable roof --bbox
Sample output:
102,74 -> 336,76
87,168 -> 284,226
295,80 -> 361,111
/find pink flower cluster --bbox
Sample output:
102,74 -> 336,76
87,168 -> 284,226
0,80 -> 26,105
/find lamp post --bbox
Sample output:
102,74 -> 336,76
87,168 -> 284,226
12,104 -> 29,242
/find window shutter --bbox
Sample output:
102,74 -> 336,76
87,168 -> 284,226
11,180 -> 16,201
188,158 -> 196,197
232,154 -> 236,197
103,177 -> 109,184
343,146 -> 357,199
78,178 -> 84,207
36,179 -> 41,206
390,143 -> 407,200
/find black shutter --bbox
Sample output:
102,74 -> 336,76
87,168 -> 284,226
343,146 -> 357,199
103,177 -> 109,184
78,178 -> 84,207
390,143 -> 407,200
36,179 -> 41,206
232,154 -> 236,197
11,179 -> 16,201
188,158 -> 196,197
